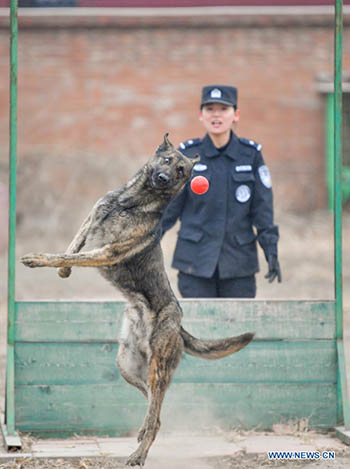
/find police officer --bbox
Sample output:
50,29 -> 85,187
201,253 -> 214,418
161,85 -> 281,298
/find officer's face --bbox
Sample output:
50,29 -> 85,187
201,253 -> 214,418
199,103 -> 239,136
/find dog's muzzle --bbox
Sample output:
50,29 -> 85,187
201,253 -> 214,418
153,171 -> 170,187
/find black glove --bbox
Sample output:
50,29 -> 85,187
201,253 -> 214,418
265,254 -> 282,283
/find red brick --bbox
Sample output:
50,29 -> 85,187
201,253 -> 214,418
0,13 -> 349,216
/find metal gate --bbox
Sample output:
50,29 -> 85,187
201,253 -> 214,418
2,0 -> 349,448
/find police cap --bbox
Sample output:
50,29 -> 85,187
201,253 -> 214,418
201,85 -> 238,109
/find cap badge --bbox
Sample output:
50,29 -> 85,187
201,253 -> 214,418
210,88 -> 222,98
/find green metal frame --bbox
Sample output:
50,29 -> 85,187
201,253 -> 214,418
334,0 -> 350,443
10,299 -> 340,436
326,95 -> 350,211
327,93 -> 335,211
2,0 -> 349,449
1,0 -> 21,450
334,0 -> 343,340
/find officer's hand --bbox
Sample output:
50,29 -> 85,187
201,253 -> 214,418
265,254 -> 282,283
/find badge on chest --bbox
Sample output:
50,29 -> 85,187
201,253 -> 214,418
193,163 -> 208,172
235,184 -> 251,203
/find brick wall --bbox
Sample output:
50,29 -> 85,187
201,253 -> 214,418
0,12 -> 349,230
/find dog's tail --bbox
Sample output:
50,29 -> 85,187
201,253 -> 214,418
180,327 -> 254,360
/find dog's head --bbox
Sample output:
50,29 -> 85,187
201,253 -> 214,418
149,133 -> 200,196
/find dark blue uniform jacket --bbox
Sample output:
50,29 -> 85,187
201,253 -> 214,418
161,132 -> 279,279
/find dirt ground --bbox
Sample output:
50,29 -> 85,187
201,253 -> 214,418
1,208 -> 350,468
0,431 -> 350,469
1,426 -> 350,469
0,454 -> 350,469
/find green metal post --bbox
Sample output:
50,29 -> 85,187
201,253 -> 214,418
333,0 -> 348,431
6,0 -> 18,436
326,93 -> 334,212
334,0 -> 343,340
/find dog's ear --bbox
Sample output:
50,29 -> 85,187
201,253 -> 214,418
163,132 -> 173,148
191,153 -> 201,164
156,132 -> 173,153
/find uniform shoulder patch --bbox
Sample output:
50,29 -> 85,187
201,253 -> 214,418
239,137 -> 262,152
179,138 -> 202,150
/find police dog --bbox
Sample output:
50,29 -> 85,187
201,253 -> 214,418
21,134 -> 254,467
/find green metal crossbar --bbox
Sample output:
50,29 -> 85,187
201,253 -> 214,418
2,0 -> 349,450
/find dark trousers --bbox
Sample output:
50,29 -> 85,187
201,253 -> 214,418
178,268 -> 256,298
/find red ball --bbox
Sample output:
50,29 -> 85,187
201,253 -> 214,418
191,175 -> 209,195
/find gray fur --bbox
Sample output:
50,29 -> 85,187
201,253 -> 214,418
21,133 -> 254,466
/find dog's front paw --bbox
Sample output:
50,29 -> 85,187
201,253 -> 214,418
20,253 -> 46,268
126,449 -> 146,467
58,266 -> 72,278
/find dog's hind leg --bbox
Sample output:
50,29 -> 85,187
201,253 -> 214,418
126,328 -> 183,466
126,360 -> 167,466
116,308 -> 151,399
116,344 -> 148,399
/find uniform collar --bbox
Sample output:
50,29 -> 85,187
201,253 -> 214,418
202,131 -> 240,160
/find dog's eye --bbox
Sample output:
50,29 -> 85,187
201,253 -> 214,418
177,166 -> 185,176
163,157 -> 171,164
